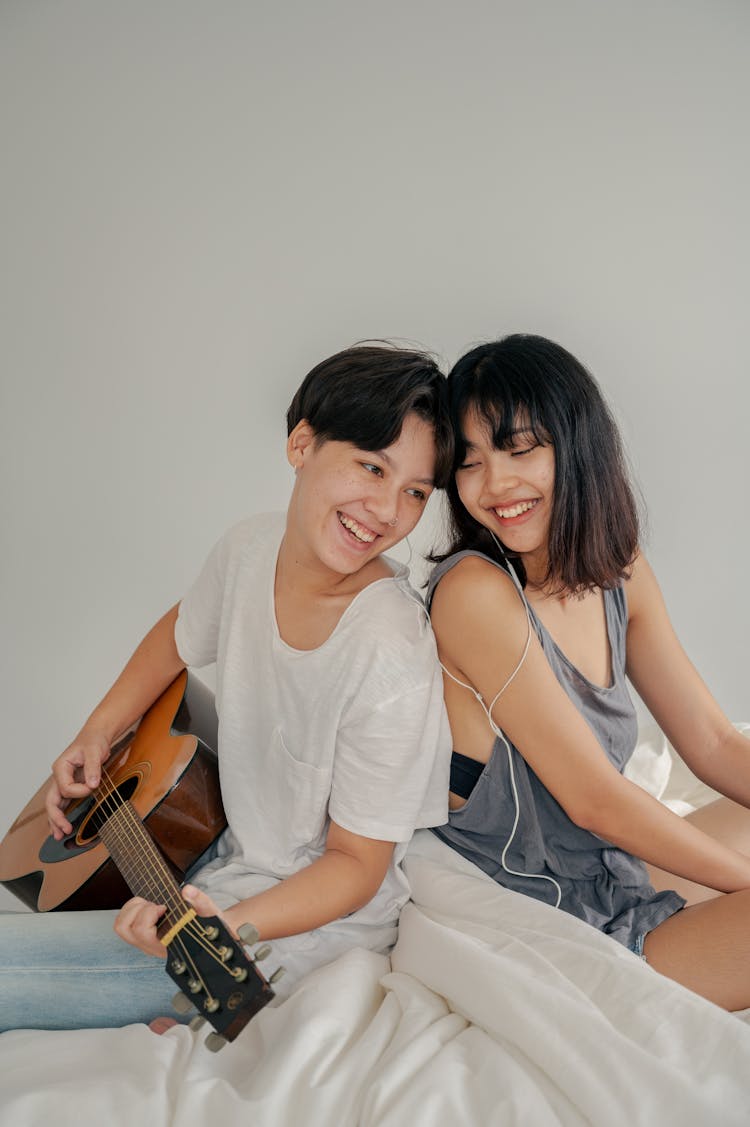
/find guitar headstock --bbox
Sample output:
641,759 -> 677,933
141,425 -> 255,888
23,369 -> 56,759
164,913 -> 281,1049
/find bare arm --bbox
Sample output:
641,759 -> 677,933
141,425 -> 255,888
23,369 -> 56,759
115,817 -> 395,955
224,819 -> 394,939
46,603 -> 185,837
430,557 -> 750,893
625,554 -> 750,804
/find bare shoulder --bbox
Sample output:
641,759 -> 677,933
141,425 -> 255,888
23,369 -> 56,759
432,555 -> 521,611
623,552 -> 666,622
430,556 -> 528,653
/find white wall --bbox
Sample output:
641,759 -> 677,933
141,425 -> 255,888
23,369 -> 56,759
1,1 -> 748,906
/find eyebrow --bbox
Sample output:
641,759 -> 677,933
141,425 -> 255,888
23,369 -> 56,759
370,448 -> 434,486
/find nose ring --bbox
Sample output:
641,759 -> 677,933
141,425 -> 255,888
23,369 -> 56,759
388,517 -> 398,527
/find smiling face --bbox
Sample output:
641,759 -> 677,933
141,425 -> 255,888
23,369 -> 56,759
285,411 -> 437,581
455,407 -> 555,580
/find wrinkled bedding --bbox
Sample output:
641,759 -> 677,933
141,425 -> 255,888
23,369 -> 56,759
1,727 -> 748,1126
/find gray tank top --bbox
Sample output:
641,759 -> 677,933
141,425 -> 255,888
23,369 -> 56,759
427,551 -> 684,948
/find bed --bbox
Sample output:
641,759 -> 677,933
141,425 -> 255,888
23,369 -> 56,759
1,726 -> 749,1126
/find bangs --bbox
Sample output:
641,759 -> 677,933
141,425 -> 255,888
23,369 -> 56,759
439,334 -> 640,593
454,354 -> 552,460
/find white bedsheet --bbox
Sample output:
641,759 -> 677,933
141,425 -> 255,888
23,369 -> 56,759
1,729 -> 749,1126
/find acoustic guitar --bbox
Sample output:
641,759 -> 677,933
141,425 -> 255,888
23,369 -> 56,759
0,671 -> 277,1048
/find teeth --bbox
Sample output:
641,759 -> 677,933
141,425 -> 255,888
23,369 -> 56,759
495,500 -> 537,519
338,513 -> 376,543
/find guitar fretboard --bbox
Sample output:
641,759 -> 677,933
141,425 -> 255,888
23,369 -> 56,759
97,795 -> 185,927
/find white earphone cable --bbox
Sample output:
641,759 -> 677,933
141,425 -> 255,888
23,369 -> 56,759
403,532 -> 562,910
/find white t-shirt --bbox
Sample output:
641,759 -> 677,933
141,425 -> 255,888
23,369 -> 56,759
174,513 -> 450,976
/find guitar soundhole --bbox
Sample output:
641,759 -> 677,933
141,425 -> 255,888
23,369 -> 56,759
74,774 -> 142,846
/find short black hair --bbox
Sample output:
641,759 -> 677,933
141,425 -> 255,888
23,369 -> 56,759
286,343 -> 453,488
439,334 -> 640,593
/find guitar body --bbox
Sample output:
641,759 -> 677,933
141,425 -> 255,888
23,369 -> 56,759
0,671 -> 223,912
1,670 -> 276,1044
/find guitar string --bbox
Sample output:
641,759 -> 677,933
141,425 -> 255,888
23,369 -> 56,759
93,770 -> 221,1003
95,767 -> 244,985
97,769 -> 196,919
95,770 -> 212,967
91,771 -> 265,1030
97,772 -> 230,962
95,767 -> 190,918
102,796 -> 249,1001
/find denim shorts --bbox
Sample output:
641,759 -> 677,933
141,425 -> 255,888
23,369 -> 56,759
629,932 -> 648,961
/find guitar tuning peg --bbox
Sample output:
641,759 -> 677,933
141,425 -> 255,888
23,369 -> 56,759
237,923 -> 260,946
189,1015 -> 206,1032
204,1032 -> 228,1053
269,966 -> 286,985
171,991 -> 195,1015
253,943 -> 273,962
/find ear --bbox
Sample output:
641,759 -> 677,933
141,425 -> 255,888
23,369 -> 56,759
287,420 -> 317,471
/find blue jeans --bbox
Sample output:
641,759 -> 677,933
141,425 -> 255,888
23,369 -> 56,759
0,910 -> 183,1031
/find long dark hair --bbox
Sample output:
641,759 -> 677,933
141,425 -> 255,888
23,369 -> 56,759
438,334 -> 640,593
287,343 -> 453,488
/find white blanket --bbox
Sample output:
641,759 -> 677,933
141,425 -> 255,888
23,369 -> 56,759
1,729 -> 749,1126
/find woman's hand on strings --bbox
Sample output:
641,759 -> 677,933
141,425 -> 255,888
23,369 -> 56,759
45,728 -> 112,840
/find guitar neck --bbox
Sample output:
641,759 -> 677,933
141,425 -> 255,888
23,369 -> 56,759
97,801 -> 183,908
94,779 -> 276,1046
0,671 -> 275,1045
